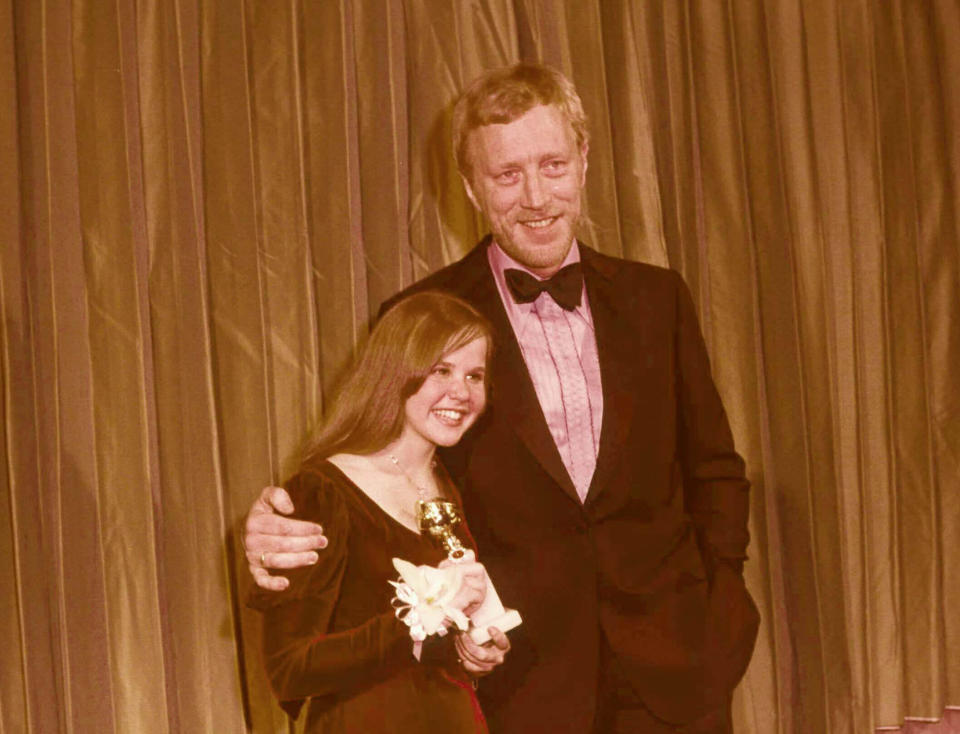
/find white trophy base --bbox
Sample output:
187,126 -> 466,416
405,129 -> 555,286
468,608 -> 523,645
465,565 -> 522,644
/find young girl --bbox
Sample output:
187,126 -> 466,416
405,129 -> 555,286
249,291 -> 504,732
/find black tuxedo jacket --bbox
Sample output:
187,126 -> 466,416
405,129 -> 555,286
387,238 -> 759,733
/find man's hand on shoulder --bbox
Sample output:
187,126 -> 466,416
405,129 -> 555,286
243,486 -> 328,591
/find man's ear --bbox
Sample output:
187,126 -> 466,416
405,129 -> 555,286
461,174 -> 481,210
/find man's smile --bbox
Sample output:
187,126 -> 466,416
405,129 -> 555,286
521,216 -> 560,229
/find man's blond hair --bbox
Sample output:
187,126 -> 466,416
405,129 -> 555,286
452,63 -> 589,180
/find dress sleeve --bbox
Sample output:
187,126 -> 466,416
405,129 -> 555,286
249,471 -> 418,710
672,272 -> 751,574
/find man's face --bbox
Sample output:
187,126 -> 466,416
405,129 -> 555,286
462,104 -> 588,277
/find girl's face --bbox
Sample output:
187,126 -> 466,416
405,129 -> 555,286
401,337 -> 488,449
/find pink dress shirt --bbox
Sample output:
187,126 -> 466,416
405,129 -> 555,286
486,242 -> 604,500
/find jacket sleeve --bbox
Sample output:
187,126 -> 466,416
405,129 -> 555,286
247,473 -> 417,712
672,272 -> 751,575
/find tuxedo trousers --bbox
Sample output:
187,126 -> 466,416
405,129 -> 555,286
594,637 -> 733,734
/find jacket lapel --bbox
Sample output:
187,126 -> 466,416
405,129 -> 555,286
581,246 -> 638,507
451,240 -> 641,506
455,242 -> 581,503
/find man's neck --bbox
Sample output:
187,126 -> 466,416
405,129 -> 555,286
488,239 -> 580,280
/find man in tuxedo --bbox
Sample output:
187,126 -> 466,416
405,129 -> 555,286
244,63 -> 759,733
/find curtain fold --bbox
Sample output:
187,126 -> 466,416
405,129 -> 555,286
2,1 -> 957,732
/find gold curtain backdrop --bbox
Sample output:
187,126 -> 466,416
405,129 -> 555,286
2,1 -> 958,732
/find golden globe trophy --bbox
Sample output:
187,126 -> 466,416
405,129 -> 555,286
417,498 -> 522,645
417,499 -> 469,561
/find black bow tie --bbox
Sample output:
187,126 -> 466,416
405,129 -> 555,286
504,263 -> 583,311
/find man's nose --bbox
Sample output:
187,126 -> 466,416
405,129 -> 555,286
521,172 -> 547,208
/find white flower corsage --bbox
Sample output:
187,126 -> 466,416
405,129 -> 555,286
389,557 -> 469,652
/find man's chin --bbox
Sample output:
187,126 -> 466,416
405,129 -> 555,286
499,234 -> 574,274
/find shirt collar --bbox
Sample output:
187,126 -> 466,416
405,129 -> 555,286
486,239 -> 593,339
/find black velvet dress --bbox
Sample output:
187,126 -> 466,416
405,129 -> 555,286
248,460 -> 487,733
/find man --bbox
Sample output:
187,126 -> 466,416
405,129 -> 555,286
244,63 -> 759,733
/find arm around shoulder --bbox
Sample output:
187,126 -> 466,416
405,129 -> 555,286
244,483 -> 328,592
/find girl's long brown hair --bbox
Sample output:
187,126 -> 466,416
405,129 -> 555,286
303,291 -> 493,464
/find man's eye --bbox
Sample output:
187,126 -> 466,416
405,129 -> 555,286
496,170 -> 519,184
543,160 -> 567,175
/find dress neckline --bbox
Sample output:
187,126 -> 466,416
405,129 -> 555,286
315,458 -> 429,539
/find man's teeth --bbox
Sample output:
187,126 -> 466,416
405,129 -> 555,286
523,217 -> 556,229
